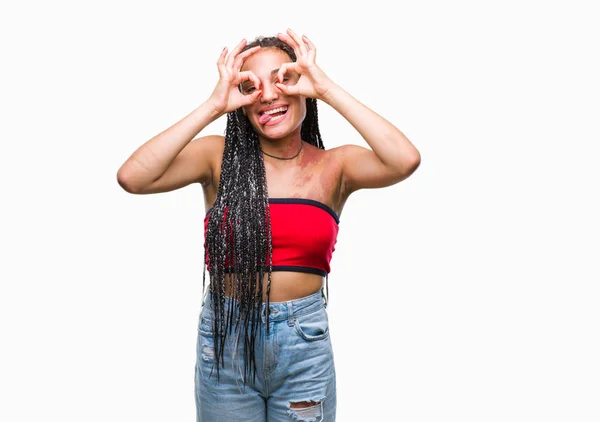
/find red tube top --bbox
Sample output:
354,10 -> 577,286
203,198 -> 340,277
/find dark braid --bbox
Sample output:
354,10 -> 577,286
201,35 -> 326,386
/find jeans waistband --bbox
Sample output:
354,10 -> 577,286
202,288 -> 327,324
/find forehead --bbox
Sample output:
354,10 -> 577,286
240,48 -> 291,76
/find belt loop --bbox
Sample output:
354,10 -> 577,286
261,302 -> 267,324
287,301 -> 295,326
321,286 -> 328,309
201,286 -> 209,307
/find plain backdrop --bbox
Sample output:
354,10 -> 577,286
1,0 -> 599,421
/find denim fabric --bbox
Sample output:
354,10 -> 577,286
194,288 -> 336,421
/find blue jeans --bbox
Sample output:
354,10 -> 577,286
194,288 -> 337,421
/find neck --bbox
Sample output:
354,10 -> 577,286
259,133 -> 303,159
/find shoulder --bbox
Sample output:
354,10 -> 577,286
324,144 -> 362,190
311,143 -> 348,164
193,134 -> 225,153
327,143 -> 363,160
195,133 -> 224,160
187,134 -> 225,158
181,134 -> 226,186
304,142 -> 346,178
327,143 -> 414,194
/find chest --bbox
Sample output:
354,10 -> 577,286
265,151 -> 343,213
208,148 -> 346,217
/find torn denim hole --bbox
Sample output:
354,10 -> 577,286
201,344 -> 214,362
288,396 -> 326,422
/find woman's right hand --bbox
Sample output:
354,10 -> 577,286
207,39 -> 263,115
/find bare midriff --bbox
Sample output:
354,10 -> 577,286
220,271 -> 324,302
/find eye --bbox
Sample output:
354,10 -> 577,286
241,84 -> 257,94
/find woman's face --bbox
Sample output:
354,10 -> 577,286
240,48 -> 306,140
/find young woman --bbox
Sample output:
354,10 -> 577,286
117,28 -> 420,422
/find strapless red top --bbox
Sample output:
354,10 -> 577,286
203,198 -> 340,277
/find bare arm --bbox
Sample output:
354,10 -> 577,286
117,39 -> 263,195
322,84 -> 421,194
275,29 -> 420,195
116,103 -> 223,194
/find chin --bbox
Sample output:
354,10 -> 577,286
260,128 -> 291,141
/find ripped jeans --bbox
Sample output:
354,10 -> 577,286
194,288 -> 336,421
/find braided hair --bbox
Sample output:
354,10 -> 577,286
202,36 -> 326,386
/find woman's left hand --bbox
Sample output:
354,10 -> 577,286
275,29 -> 335,100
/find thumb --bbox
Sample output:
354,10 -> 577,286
275,83 -> 294,95
251,90 -> 263,101
243,90 -> 263,105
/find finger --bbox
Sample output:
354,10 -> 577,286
240,89 -> 263,106
286,28 -> 307,55
225,38 -> 247,69
216,47 -> 229,78
239,89 -> 264,108
217,47 -> 227,69
233,45 -> 261,71
238,70 -> 261,91
217,47 -> 228,65
248,90 -> 263,103
302,34 -> 317,62
302,34 -> 316,52
278,32 -> 298,52
275,82 -> 297,96
277,62 -> 295,83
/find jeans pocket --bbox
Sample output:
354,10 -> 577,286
294,306 -> 330,342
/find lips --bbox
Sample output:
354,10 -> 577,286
258,105 -> 289,125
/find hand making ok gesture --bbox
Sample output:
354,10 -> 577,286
207,39 -> 263,114
275,29 -> 334,100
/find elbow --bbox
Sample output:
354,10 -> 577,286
405,153 -> 421,178
409,151 -> 421,172
403,146 -> 421,173
117,168 -> 140,194
393,152 -> 421,182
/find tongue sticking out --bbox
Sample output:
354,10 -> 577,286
259,113 -> 272,125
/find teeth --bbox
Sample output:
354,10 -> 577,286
263,107 -> 288,115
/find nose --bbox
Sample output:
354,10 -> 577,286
260,81 -> 280,103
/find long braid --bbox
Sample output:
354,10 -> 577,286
201,36 -> 326,386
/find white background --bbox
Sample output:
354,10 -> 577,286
1,0 -> 599,421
